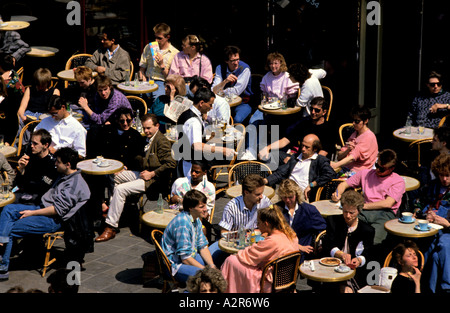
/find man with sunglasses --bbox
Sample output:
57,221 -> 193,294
259,97 -> 337,165
407,70 -> 450,129
332,149 -> 405,245
139,23 -> 179,102
35,95 -> 87,158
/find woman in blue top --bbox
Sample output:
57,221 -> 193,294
161,189 -> 222,283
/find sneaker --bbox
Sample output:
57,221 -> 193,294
0,271 -> 9,282
240,149 -> 256,161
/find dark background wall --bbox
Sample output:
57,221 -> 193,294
2,0 -> 449,144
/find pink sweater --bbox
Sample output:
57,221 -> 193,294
340,129 -> 378,172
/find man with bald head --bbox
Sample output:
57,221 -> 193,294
264,134 -> 336,201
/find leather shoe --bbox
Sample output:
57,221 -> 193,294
95,227 -> 116,242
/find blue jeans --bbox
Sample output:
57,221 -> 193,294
0,204 -> 61,272
426,232 -> 450,293
174,241 -> 228,283
232,103 -> 252,124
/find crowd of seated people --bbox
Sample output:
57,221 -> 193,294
1,20 -> 450,295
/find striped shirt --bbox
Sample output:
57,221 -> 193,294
161,211 -> 209,275
219,195 -> 272,231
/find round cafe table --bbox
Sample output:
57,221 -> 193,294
299,259 -> 355,283
26,46 -> 59,58
218,237 -> 246,254
310,200 -> 343,217
0,145 -> 17,158
228,96 -> 242,108
401,175 -> 420,192
77,158 -> 124,175
226,185 -> 275,199
258,104 -> 302,116
0,193 -> 16,208
57,69 -> 98,82
384,219 -> 439,238
392,126 -> 433,143
141,209 -> 179,229
0,21 -> 30,31
116,82 -> 158,95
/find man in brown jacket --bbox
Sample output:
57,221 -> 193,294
95,114 -> 176,242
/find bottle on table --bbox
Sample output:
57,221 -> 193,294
156,193 -> 164,214
135,109 -> 143,133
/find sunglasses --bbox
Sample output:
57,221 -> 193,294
428,82 -> 442,87
155,35 -> 165,40
353,119 -> 362,124
119,118 -> 132,124
375,163 -> 392,172
311,108 -> 323,113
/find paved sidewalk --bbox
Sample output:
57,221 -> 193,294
0,192 -> 313,293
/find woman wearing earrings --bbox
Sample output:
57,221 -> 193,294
221,205 -> 299,293
169,35 -> 213,85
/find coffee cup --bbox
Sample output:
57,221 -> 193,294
401,212 -> 413,222
418,219 -> 429,231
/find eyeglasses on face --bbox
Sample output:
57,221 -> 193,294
119,118 -> 132,124
311,107 -> 323,113
353,119 -> 362,124
428,82 -> 442,87
155,35 -> 165,40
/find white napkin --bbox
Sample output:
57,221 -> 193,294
429,223 -> 444,230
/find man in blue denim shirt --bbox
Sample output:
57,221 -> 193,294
161,189 -> 224,283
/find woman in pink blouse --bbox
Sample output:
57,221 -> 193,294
331,105 -> 378,172
221,205 -> 299,293
260,52 -> 299,99
168,35 -> 213,84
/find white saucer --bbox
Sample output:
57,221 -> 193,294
399,217 -> 416,224
414,225 -> 431,231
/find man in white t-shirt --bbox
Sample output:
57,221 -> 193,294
35,96 -> 87,157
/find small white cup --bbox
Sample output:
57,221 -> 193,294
401,212 -> 413,222
418,219 -> 429,231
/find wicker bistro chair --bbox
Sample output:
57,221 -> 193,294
126,95 -> 148,117
42,231 -> 64,277
338,123 -> 355,147
260,251 -> 301,293
208,123 -> 246,194
314,179 -> 347,202
228,160 -> 273,188
64,53 -> 93,88
322,86 -> 333,122
150,229 -> 179,293
383,249 -> 424,271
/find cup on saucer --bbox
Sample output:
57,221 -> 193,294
401,212 -> 413,223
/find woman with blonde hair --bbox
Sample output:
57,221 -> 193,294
169,34 -> 213,84
221,205 -> 299,293
276,179 -> 326,262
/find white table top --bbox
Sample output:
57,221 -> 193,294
116,82 -> 158,94
384,219 -> 439,238
77,158 -> 123,175
393,127 -> 433,142
0,21 -> 30,31
310,200 -> 343,217
57,69 -> 98,81
0,145 -> 17,158
141,209 -> 179,229
27,46 -> 59,57
299,259 -> 356,283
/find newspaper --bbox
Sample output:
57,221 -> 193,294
163,95 -> 193,122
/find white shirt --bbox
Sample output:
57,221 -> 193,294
211,64 -> 251,97
289,153 -> 318,190
296,68 -> 326,116
206,94 -> 231,124
35,114 -> 87,157
285,202 -> 299,226
182,106 -> 205,179
219,194 -> 272,231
